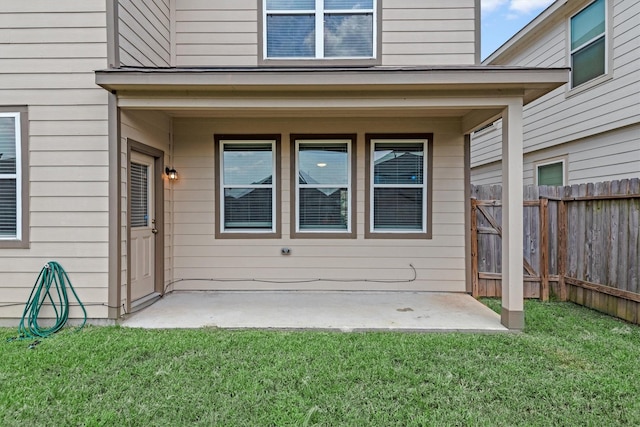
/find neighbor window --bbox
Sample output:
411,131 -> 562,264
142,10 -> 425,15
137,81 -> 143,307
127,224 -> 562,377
0,108 -> 28,248
216,137 -> 280,237
264,0 -> 375,60
536,160 -> 565,186
293,137 -> 354,236
570,0 -> 606,88
366,135 -> 433,238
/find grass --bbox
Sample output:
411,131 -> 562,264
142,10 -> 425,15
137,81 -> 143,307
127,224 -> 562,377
1,300 -> 639,426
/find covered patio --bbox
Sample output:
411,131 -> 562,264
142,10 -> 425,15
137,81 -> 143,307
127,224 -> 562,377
120,291 -> 508,332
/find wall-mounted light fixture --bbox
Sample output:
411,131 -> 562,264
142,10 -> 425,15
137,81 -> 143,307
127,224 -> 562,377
165,167 -> 178,181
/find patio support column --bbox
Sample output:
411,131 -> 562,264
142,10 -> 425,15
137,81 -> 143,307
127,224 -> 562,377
501,99 -> 524,330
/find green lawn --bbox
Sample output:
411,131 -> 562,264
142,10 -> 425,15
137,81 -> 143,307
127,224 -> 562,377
1,300 -> 639,426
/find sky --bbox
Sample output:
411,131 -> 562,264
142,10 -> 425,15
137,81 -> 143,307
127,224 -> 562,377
481,0 -> 556,60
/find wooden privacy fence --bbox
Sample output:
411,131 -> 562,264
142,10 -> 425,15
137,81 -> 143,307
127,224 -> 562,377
471,179 -> 640,324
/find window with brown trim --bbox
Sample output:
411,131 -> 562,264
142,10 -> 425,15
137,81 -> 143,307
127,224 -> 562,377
0,106 -> 29,248
365,134 -> 433,239
214,135 -> 281,239
291,134 -> 356,238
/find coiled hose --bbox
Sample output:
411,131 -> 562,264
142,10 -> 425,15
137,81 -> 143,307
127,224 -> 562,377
18,261 -> 87,339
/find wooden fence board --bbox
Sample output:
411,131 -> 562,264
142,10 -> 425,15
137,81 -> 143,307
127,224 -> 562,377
472,179 -> 640,324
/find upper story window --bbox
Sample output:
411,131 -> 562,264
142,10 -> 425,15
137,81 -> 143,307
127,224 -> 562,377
264,0 -> 375,60
570,0 -> 606,88
0,107 -> 28,248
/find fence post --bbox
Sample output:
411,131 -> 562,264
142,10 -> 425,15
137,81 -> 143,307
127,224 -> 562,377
540,198 -> 549,301
471,199 -> 479,298
558,199 -> 568,301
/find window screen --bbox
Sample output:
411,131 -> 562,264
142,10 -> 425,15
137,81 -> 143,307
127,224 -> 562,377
0,114 -> 19,239
221,142 -> 275,231
371,141 -> 426,232
297,141 -> 350,231
265,0 -> 375,59
537,162 -> 564,186
571,0 -> 606,87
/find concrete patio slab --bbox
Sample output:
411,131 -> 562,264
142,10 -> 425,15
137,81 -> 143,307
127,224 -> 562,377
120,291 -> 508,332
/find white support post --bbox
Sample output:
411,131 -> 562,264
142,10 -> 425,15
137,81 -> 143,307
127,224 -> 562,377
501,99 -> 525,330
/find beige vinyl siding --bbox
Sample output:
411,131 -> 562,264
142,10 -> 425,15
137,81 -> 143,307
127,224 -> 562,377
118,0 -> 170,67
0,1 -> 110,321
119,110 -> 172,310
174,0 -> 477,67
381,0 -> 476,66
174,0 -> 257,67
170,116 -> 466,292
472,0 -> 639,181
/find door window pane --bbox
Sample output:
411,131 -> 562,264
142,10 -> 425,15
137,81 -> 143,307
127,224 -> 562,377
131,162 -> 149,228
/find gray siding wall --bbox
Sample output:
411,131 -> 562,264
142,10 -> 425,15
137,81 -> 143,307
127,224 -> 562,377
0,1 -> 110,320
174,0 -> 477,67
471,0 -> 640,182
118,0 -> 171,66
472,124 -> 640,186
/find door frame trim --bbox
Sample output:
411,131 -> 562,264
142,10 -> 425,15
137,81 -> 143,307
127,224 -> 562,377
127,139 -> 165,313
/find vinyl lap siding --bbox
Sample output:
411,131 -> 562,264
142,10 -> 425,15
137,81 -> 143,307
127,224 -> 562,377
472,124 -> 640,186
472,0 -> 639,181
174,0 -> 477,67
0,1 -> 110,320
382,0 -> 476,66
170,117 -> 467,292
175,0 -> 257,67
118,0 -> 170,67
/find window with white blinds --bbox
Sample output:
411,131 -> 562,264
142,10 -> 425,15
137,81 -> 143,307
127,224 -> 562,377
220,141 -> 276,232
0,112 -> 21,241
265,0 -> 375,59
367,137 -> 430,235
130,162 -> 149,228
296,140 -> 351,232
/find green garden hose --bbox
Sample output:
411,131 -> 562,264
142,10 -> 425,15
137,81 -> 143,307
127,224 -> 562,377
18,261 -> 87,339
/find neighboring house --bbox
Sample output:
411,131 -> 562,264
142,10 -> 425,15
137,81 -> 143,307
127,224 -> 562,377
0,0 -> 568,329
472,0 -> 640,186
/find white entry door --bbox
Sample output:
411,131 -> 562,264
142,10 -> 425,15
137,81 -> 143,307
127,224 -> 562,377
130,151 -> 156,302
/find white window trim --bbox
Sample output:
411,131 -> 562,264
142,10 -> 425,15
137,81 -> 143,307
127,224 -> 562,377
295,139 -> 352,234
263,0 -> 377,60
567,0 -> 610,92
219,140 -> 277,234
534,157 -> 567,186
369,139 -> 428,234
0,112 -> 22,241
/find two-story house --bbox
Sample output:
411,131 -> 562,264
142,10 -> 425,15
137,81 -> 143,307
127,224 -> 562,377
472,0 -> 639,186
0,0 -> 568,329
